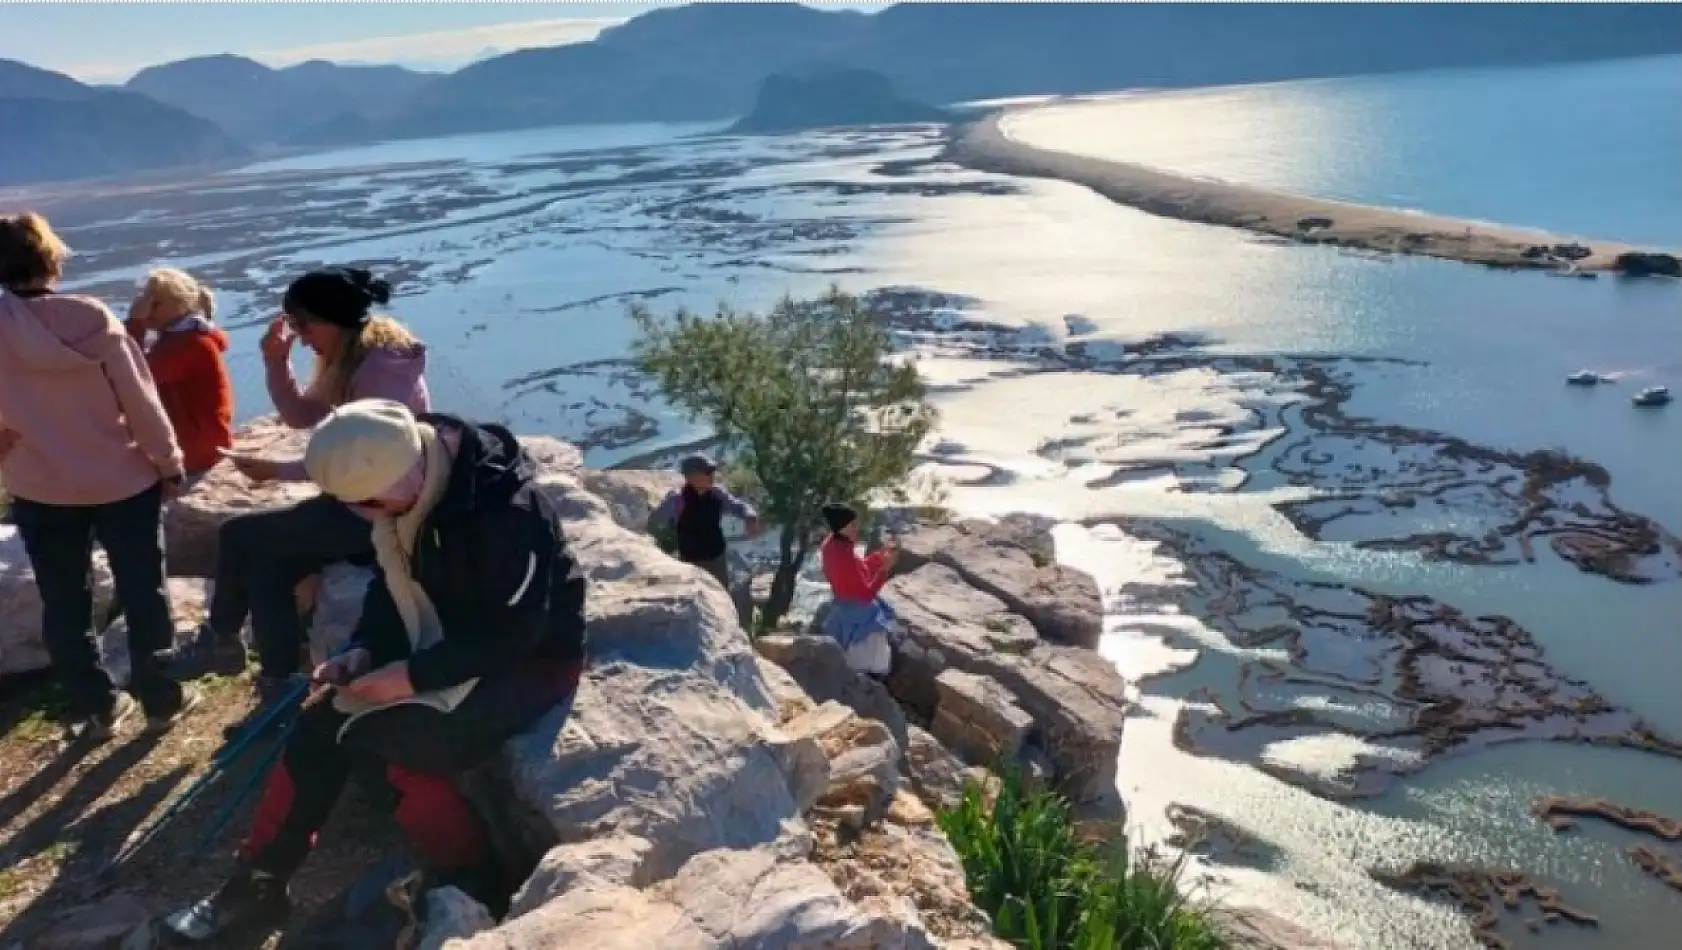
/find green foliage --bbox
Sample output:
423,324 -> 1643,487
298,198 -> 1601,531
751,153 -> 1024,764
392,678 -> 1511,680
631,286 -> 936,627
939,772 -> 1227,950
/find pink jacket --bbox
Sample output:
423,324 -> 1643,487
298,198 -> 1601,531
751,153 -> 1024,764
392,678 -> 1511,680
0,291 -> 184,505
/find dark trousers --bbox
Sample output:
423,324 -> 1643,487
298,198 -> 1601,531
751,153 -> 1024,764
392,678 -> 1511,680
11,483 -> 183,719
685,553 -> 730,589
208,494 -> 372,680
239,657 -> 582,879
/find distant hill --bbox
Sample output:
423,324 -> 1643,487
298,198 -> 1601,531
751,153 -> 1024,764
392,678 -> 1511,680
356,3 -> 867,143
0,59 -> 247,186
8,3 -> 1682,164
126,54 -> 435,145
350,1 -> 1682,143
728,67 -> 951,134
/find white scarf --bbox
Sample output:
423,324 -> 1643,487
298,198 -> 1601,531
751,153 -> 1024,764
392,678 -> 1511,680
335,425 -> 479,731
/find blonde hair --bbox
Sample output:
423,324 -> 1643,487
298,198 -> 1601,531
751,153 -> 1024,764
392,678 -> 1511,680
306,315 -> 419,407
0,212 -> 69,291
139,267 -> 215,322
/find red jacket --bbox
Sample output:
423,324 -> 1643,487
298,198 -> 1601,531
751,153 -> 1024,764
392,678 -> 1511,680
821,534 -> 891,603
130,318 -> 234,474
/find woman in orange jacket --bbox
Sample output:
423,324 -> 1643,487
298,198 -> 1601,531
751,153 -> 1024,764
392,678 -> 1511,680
125,268 -> 234,478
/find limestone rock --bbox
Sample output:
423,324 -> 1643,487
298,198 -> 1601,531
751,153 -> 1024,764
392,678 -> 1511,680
416,887 -> 494,950
755,634 -> 909,750
164,416 -> 318,578
903,725 -> 988,812
756,655 -> 817,722
812,790 -> 1006,950
1209,907 -> 1350,950
894,518 -> 1102,648
578,469 -> 680,532
932,669 -> 1033,765
517,436 -> 585,476
460,843 -> 935,949
885,565 -> 1128,822
818,722 -> 901,832
664,843 -> 932,949
501,494 -> 823,882
511,837 -> 656,918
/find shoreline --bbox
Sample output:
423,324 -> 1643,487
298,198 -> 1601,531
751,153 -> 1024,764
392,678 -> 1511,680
945,108 -> 1678,274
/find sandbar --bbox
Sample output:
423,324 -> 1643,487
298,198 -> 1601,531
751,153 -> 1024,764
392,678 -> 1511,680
947,108 -> 1677,274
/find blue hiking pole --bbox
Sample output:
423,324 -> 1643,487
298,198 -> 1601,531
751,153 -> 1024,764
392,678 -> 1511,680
98,689 -> 304,880
193,717 -> 298,856
102,644 -> 360,877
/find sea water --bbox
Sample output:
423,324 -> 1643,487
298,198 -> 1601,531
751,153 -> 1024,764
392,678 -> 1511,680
1006,54 -> 1682,246
47,54 -> 1682,950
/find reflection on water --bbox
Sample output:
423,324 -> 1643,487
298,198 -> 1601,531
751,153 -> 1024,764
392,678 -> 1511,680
1005,55 -> 1682,245
862,65 -> 1681,946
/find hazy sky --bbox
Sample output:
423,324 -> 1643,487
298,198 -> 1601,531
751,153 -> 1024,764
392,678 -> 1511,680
0,3 -> 674,82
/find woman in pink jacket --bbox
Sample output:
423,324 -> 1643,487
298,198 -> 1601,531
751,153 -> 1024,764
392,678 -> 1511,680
0,213 -> 192,740
167,266 -> 432,737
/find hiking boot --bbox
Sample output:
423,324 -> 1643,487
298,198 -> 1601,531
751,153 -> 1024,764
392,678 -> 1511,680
143,684 -> 202,734
221,676 -> 299,741
156,865 -> 291,945
62,692 -> 138,744
161,623 -> 244,681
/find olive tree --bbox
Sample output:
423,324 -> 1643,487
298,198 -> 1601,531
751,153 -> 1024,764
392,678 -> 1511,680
631,286 -> 936,629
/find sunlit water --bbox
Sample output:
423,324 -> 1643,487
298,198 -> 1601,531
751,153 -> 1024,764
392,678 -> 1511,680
45,56 -> 1682,950
1006,54 -> 1682,246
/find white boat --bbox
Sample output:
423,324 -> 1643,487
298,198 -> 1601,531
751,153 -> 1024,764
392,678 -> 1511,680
1633,385 -> 1671,407
1565,370 -> 1602,386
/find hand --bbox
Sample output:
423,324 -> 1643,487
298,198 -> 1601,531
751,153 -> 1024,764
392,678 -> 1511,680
223,450 -> 281,483
259,317 -> 295,365
312,647 -> 372,686
0,428 -> 18,463
160,474 -> 187,502
744,517 -> 762,540
882,543 -> 901,566
342,661 -> 414,706
126,297 -> 156,335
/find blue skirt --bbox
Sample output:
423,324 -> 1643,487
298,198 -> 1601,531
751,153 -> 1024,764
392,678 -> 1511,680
822,597 -> 898,650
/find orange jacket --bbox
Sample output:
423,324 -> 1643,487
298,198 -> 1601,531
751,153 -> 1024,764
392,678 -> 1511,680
130,317 -> 234,475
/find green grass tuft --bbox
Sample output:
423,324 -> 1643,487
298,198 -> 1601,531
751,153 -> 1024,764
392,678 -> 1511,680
938,770 -> 1227,950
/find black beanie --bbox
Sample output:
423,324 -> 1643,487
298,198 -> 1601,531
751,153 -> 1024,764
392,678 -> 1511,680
283,267 -> 393,329
822,503 -> 857,535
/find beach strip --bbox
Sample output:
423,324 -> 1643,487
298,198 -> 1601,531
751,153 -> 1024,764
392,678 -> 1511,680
947,108 -> 1677,275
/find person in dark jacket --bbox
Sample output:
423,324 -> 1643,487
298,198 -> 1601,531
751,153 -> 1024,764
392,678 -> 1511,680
165,266 -> 433,739
645,453 -> 759,588
155,400 -> 587,945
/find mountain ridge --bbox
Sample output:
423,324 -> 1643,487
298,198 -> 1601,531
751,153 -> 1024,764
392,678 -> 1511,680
0,58 -> 248,186
303,2 -> 1682,145
125,54 -> 436,146
6,2 -> 1682,182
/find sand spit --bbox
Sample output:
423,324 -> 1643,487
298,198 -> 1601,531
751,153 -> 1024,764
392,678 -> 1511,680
947,110 -> 1678,275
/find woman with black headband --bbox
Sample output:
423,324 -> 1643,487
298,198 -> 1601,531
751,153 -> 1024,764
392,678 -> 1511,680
166,266 -> 432,735
818,502 -> 901,677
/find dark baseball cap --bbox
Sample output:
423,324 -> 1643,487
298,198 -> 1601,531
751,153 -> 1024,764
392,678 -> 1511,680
679,454 -> 717,476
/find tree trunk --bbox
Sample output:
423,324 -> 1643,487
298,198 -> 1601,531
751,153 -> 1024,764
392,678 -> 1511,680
760,524 -> 810,632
